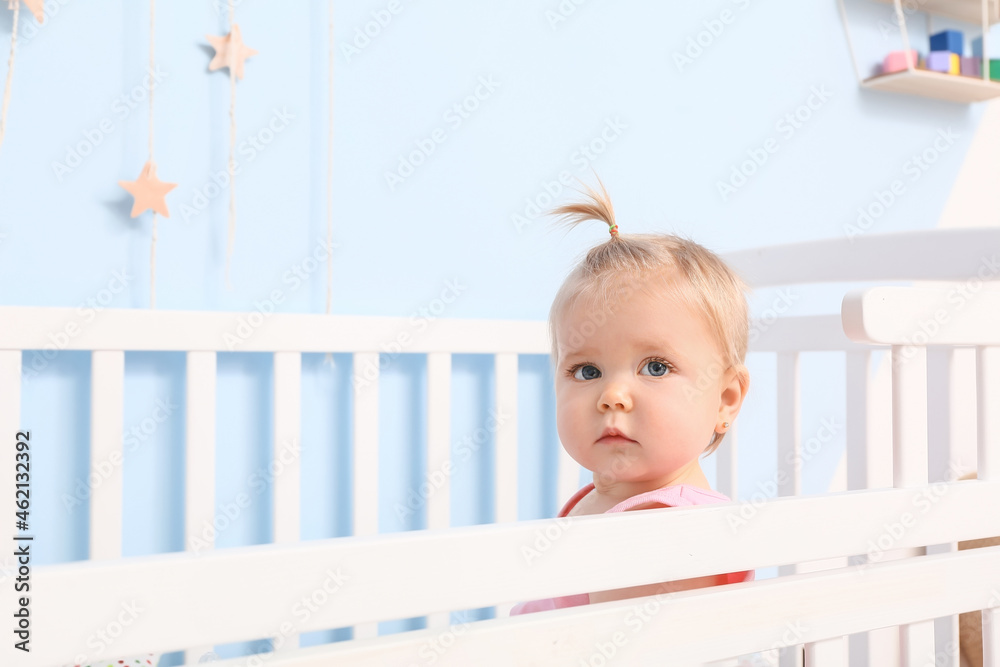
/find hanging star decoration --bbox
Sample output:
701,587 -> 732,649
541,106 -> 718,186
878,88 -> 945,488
9,0 -> 44,23
206,24 -> 258,80
119,160 -> 177,218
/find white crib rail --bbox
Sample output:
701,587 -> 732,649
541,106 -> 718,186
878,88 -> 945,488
723,227 -> 1000,286
232,546 -> 1000,667
6,483 -> 1000,665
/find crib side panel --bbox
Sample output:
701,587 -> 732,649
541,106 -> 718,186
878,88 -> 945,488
14,484 -> 1000,661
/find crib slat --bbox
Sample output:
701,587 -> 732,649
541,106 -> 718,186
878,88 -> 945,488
927,347 -> 954,484
353,351 -> 380,640
845,347 -> 874,667
926,347 -> 960,667
804,636 -> 847,665
716,421 -> 738,499
976,346 -> 999,667
272,352 -> 303,652
273,352 -> 302,545
776,352 -> 800,498
979,346 -> 999,482
776,350 -> 800,617
1,351 -> 22,574
892,344 -> 929,486
426,352 -> 451,629
494,353 -> 517,524
353,352 -> 380,535
892,344 -> 934,667
183,351 -> 217,665
90,351 -> 124,560
426,352 -> 451,531
493,352 -> 519,618
845,351 -> 870,492
185,352 -> 217,552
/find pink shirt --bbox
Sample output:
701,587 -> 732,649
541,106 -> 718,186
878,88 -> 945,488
509,483 -> 755,615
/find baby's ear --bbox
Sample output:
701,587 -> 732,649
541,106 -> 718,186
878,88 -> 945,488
720,364 -> 749,409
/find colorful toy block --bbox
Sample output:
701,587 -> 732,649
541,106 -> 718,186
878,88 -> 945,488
930,29 -> 963,55
991,59 -> 1000,81
960,56 -> 982,77
882,49 -> 920,74
926,51 -> 960,74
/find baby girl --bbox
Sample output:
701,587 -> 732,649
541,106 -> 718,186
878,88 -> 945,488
511,180 -> 755,615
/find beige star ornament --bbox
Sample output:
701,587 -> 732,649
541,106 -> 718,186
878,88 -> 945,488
207,24 -> 258,80
119,160 -> 177,218
9,0 -> 44,23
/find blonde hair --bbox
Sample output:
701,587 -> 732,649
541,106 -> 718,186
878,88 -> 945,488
548,178 -> 750,455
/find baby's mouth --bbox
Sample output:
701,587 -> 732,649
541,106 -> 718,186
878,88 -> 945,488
597,435 -> 636,445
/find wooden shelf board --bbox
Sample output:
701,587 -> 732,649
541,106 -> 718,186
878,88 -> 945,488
873,0 -> 1000,26
861,68 -> 1000,102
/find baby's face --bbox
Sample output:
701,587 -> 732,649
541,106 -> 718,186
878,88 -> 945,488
554,285 -> 729,486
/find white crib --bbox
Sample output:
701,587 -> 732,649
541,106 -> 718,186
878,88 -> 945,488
2,228 -> 999,667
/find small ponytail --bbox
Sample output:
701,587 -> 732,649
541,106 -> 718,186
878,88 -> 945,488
550,175 -> 619,239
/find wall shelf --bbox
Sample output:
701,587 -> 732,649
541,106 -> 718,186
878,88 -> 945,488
872,0 -> 1000,26
839,0 -> 1000,103
862,68 -> 1000,102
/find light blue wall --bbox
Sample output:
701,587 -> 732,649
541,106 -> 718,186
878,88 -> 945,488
2,0 -> 994,658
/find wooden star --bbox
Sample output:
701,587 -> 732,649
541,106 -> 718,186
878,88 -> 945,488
9,0 -> 44,23
206,24 -> 258,80
119,160 -> 177,218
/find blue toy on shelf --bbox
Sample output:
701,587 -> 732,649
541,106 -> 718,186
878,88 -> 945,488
930,29 -> 963,55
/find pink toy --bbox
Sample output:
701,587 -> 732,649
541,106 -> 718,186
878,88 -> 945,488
882,49 -> 920,74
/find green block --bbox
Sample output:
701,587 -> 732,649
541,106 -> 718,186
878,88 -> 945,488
991,59 -> 1000,81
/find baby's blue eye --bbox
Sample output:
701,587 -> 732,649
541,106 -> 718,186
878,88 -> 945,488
641,360 -> 670,377
573,365 -> 601,380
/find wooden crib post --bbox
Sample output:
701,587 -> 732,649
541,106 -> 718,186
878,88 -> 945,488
892,343 -> 937,666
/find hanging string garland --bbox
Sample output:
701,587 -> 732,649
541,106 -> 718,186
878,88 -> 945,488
326,0 -> 334,317
323,0 -> 336,370
206,0 -> 257,289
1,1 -> 43,152
118,0 -> 177,309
